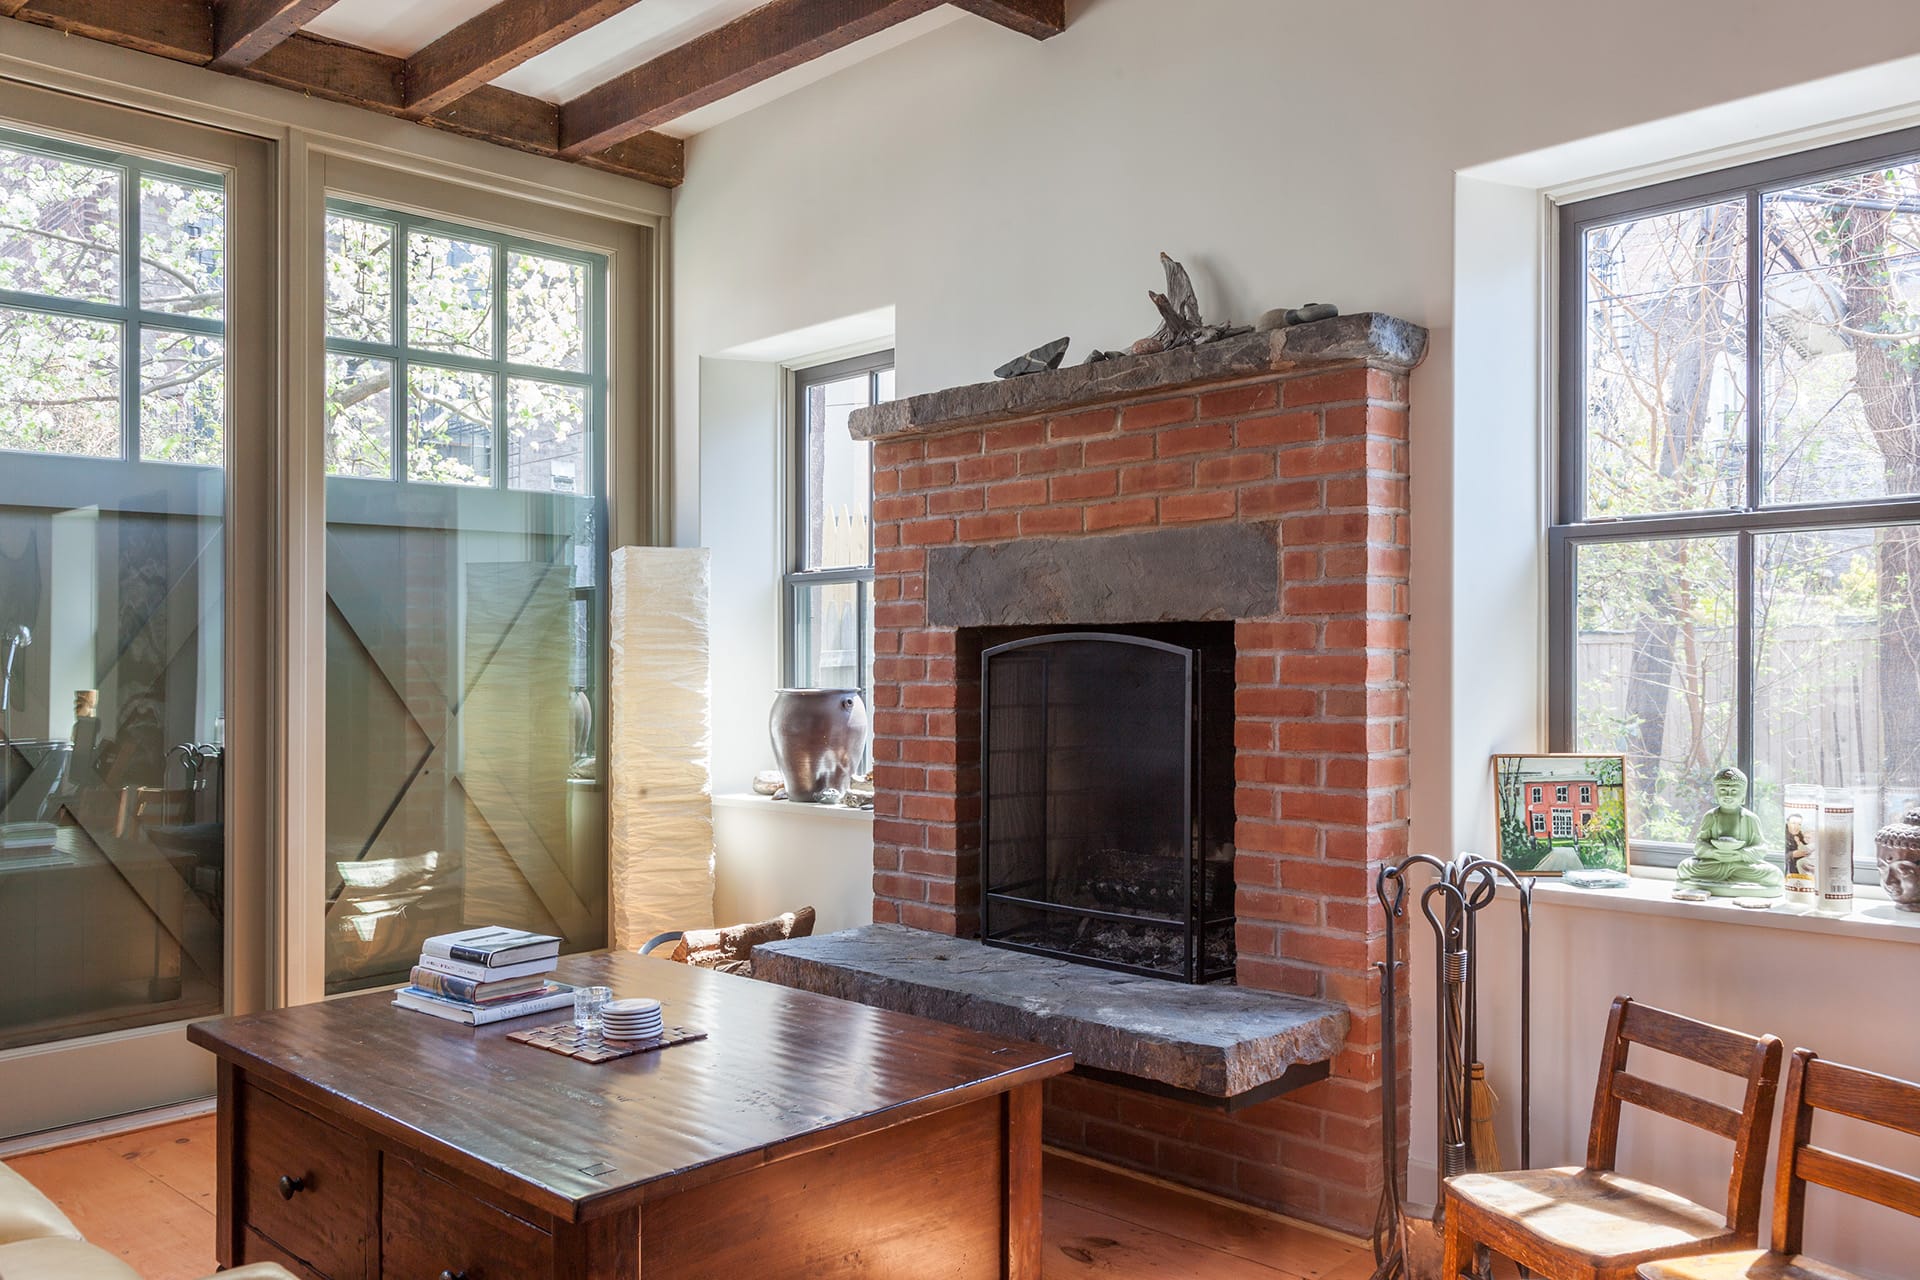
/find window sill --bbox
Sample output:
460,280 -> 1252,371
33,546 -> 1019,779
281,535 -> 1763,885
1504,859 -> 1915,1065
1528,872 -> 1920,945
713,792 -> 874,821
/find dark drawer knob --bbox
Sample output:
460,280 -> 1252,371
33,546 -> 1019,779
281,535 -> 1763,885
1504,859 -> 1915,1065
440,1271 -> 468,1280
277,1174 -> 305,1200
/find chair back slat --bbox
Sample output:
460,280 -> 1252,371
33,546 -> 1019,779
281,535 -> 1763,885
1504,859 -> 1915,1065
1802,1058 -> 1920,1138
1610,1071 -> 1742,1140
1618,1000 -> 1759,1075
1585,996 -> 1782,1239
1772,1049 -> 1920,1255
1795,1146 -> 1920,1217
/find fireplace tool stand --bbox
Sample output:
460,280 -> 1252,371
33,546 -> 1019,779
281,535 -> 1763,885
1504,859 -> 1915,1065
1369,854 -> 1533,1280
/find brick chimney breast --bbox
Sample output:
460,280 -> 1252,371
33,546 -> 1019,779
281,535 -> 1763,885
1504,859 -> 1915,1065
852,315 -> 1426,1233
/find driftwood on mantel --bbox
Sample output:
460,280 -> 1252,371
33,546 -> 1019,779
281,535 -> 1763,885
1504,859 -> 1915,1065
848,311 -> 1428,442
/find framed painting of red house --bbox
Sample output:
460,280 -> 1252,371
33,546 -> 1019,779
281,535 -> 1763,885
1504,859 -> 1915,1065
1491,754 -> 1630,874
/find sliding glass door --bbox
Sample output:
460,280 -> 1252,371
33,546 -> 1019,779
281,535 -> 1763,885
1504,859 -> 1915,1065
318,195 -> 612,993
0,89 -> 271,1135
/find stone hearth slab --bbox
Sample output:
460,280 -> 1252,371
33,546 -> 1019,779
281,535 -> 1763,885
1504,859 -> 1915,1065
848,312 -> 1428,441
752,924 -> 1349,1099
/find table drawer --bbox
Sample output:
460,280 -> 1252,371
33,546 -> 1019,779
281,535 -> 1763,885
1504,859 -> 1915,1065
239,1081 -> 377,1277
382,1157 -> 553,1279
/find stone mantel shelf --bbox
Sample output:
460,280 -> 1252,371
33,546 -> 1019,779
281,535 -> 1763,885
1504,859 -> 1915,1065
752,924 -> 1349,1102
849,312 -> 1429,442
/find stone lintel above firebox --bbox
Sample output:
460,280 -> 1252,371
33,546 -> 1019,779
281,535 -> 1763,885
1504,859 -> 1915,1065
927,521 -> 1279,628
848,312 -> 1429,441
754,924 -> 1349,1100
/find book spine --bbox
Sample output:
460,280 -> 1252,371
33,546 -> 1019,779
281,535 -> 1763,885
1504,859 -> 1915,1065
393,993 -> 476,1024
415,954 -> 491,982
407,968 -> 474,1001
423,940 -> 560,968
406,968 -> 541,1002
468,991 -> 575,1025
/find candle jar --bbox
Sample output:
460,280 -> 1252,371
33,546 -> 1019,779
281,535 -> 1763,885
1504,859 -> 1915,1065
1782,874 -> 1819,914
1817,794 -> 1855,915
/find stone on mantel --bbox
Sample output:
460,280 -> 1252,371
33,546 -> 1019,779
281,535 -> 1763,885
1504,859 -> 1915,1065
849,311 -> 1428,442
752,924 -> 1349,1098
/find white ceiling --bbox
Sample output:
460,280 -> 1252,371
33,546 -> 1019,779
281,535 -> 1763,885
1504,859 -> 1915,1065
302,0 -> 953,137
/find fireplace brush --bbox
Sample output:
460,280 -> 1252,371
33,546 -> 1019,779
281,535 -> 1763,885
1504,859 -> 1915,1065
1369,853 -> 1533,1280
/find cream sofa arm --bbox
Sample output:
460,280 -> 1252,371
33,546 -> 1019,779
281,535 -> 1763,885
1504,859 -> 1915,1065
194,1267 -> 299,1279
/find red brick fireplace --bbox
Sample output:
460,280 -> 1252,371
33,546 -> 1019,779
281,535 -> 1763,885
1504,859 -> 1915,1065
850,316 -> 1425,1233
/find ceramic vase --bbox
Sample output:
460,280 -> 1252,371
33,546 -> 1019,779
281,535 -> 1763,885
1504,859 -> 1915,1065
769,689 -> 870,803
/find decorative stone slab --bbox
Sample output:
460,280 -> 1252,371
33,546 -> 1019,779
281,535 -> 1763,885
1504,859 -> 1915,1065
849,312 -> 1428,441
926,522 -> 1279,628
752,924 -> 1349,1098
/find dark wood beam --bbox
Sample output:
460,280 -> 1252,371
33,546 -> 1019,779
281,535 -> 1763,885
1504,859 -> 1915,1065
211,0 -> 341,69
13,0 -> 213,62
0,0 -> 35,18
247,33 -> 683,185
2,9 -> 683,186
404,0 -> 648,118
559,0 -> 944,157
557,0 -> 1063,157
951,0 -> 1064,40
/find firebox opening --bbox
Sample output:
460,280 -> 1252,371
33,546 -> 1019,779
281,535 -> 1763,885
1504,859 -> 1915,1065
976,621 -> 1236,984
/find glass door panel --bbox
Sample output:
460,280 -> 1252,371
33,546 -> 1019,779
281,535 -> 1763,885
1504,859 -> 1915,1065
322,201 -> 608,993
0,128 -> 229,1052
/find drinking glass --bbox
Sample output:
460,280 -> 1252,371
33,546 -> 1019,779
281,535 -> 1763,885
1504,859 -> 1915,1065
572,985 -> 612,1042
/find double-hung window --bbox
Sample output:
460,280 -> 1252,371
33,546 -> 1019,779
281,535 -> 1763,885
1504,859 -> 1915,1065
785,351 -> 893,706
1553,125 -> 1920,880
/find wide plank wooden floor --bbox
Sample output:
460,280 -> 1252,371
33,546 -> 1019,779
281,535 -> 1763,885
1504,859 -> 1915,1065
8,1116 -> 1374,1279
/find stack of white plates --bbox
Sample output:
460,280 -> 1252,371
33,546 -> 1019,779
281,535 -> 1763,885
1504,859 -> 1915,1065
600,997 -> 664,1042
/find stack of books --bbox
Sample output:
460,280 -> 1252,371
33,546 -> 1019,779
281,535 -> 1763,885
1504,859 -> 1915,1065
393,927 -> 576,1025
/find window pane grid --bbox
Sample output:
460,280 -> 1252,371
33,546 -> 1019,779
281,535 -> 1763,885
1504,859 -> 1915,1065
1560,129 -> 1920,885
322,198 -> 603,493
0,129 -> 226,468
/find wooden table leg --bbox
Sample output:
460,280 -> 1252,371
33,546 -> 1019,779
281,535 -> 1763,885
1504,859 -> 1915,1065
1004,1083 -> 1042,1280
214,1060 -> 241,1268
557,1206 -> 641,1279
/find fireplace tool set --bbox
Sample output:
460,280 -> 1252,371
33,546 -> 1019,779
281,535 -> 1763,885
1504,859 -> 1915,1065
1370,854 -> 1534,1280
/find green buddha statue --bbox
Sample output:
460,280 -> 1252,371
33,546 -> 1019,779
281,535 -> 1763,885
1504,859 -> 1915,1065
1676,766 -> 1784,898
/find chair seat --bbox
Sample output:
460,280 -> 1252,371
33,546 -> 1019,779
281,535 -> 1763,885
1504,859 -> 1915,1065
1637,1251 -> 1868,1280
1450,1166 -> 1739,1267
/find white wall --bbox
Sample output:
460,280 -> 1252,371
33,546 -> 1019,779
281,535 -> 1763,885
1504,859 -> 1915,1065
698,357 -> 786,793
672,3 -> 1920,1272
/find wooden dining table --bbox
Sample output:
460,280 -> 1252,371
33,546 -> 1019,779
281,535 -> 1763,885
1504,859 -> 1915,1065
186,950 -> 1073,1279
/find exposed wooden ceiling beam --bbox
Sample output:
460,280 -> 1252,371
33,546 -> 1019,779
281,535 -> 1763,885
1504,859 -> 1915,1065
951,0 -> 1064,40
404,0 -> 648,118
557,0 -> 1063,158
249,33 -> 683,185
12,0 -> 213,62
0,1 -> 35,18
2,6 -> 683,186
559,0 -> 944,157
211,0 -> 341,69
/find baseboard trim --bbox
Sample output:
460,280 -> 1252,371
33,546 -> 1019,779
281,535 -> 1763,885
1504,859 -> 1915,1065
0,1095 -> 215,1158
1043,1144 -> 1372,1248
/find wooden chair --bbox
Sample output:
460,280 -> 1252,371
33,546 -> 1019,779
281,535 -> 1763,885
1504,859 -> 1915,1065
1442,996 -> 1784,1280
1636,1049 -> 1920,1280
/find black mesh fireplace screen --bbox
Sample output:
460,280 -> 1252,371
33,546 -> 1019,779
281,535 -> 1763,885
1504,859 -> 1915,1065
979,626 -> 1235,983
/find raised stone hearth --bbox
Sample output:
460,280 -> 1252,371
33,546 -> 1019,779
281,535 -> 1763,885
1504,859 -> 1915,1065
755,924 -> 1349,1101
840,309 -> 1427,1233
